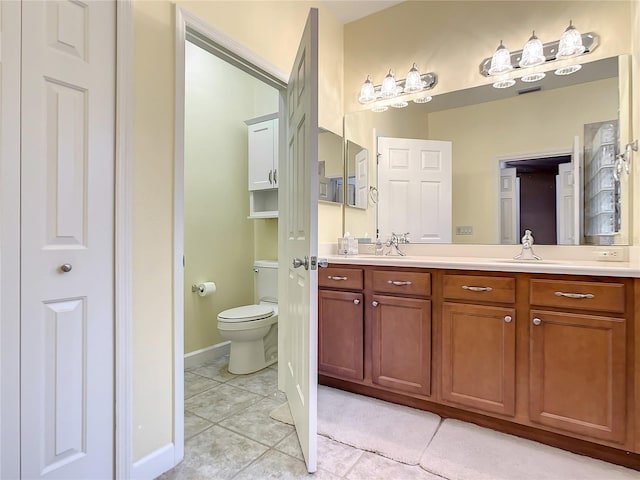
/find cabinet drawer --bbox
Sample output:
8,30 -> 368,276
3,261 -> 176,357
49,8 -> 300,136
530,279 -> 625,314
319,267 -> 363,290
443,275 -> 515,304
373,270 -> 431,296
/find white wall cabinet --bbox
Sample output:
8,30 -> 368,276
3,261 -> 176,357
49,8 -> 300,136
246,113 -> 279,218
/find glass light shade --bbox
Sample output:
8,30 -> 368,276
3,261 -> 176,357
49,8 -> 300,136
521,72 -> 545,83
380,70 -> 397,98
358,76 -> 376,104
519,31 -> 545,68
392,100 -> 409,109
414,95 -> 433,104
488,41 -> 513,75
554,64 -> 582,76
492,78 -> 516,89
557,21 -> 585,58
371,105 -> 388,113
404,63 -> 424,93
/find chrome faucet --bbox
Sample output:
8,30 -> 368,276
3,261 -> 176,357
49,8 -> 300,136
386,232 -> 409,256
514,229 -> 541,260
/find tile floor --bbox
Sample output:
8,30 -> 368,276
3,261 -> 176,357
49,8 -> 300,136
158,355 -> 444,480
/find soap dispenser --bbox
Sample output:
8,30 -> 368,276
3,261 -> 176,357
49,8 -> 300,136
375,236 -> 384,256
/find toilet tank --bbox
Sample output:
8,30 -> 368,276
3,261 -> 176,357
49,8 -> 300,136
254,260 -> 278,303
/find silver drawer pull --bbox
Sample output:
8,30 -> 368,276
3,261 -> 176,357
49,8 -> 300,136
532,318 -> 542,326
353,299 -> 360,305
387,280 -> 412,286
554,291 -> 594,299
372,301 -> 379,307
462,285 -> 493,292
328,276 -> 348,281
504,315 -> 512,323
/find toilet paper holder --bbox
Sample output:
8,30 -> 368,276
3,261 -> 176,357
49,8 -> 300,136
191,284 -> 200,293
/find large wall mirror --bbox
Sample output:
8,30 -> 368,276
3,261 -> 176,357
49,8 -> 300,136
318,127 -> 344,204
343,55 -> 631,246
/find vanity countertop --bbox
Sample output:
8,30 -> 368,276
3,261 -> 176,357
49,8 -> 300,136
323,254 -> 640,278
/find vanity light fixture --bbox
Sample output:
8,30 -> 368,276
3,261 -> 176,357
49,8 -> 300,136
480,22 -> 597,88
357,64 -> 437,112
519,31 -> 545,68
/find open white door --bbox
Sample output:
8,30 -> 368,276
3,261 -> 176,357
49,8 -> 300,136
556,162 -> 575,244
281,8 -> 318,473
377,137 -> 452,243
354,148 -> 368,209
499,167 -> 519,244
572,136 -> 582,244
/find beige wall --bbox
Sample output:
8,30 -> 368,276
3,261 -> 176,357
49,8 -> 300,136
184,42 -> 278,355
429,78 -> 618,244
344,1 -> 631,113
132,0 -> 343,461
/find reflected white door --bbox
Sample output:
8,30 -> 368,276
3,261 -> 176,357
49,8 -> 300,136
354,148 -> 368,209
377,137 -> 452,243
556,162 -> 575,245
20,1 -> 115,478
500,167 -> 519,244
282,8 -> 318,473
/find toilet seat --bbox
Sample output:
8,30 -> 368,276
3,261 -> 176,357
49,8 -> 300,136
218,304 -> 274,323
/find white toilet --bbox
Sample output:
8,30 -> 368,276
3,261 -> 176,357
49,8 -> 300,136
217,260 -> 278,375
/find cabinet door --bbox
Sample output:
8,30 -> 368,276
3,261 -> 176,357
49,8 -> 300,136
248,119 -> 277,191
318,290 -> 363,380
441,303 -> 515,416
371,294 -> 431,396
529,310 -> 626,443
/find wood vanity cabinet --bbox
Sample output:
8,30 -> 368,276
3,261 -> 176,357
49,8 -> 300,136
441,274 -> 516,416
370,270 -> 432,396
318,267 -> 364,380
528,279 -> 627,443
318,264 -> 639,467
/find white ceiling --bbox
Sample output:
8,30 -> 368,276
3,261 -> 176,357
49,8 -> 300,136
324,0 -> 404,24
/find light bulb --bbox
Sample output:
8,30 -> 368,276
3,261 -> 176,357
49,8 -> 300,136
380,70 -> 397,98
488,41 -> 513,75
519,31 -> 545,68
358,76 -> 376,104
404,63 -> 424,93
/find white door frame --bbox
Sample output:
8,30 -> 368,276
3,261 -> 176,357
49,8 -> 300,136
495,147 -> 572,243
173,4 -> 287,466
0,0 -> 134,477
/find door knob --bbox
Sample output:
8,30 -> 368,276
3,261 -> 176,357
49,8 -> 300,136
532,318 -> 542,326
292,257 -> 309,270
372,301 -> 379,307
60,263 -> 72,273
353,299 -> 360,305
504,315 -> 512,323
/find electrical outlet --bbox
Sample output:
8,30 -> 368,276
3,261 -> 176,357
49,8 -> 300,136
594,247 -> 627,262
456,226 -> 473,235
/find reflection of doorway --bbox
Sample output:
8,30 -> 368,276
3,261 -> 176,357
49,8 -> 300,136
499,155 -> 573,245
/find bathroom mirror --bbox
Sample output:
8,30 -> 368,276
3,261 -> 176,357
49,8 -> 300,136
318,128 -> 345,204
343,55 -> 631,245
345,140 -> 368,209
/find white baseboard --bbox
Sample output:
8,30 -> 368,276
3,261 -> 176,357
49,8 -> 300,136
132,443 -> 175,480
184,340 -> 230,369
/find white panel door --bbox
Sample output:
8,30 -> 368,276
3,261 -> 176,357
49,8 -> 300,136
354,148 -> 368,209
556,162 -> 575,245
20,1 -> 115,478
377,137 -> 452,243
282,8 -> 318,473
500,167 -> 519,245
0,2 -> 22,478
248,119 -> 278,190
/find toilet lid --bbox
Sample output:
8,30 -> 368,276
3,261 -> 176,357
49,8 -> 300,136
218,304 -> 274,323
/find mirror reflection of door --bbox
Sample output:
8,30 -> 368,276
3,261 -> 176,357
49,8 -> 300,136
377,137 -> 452,243
499,154 -> 575,245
